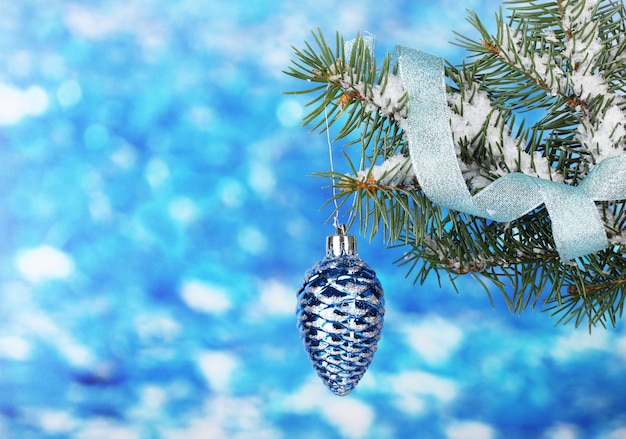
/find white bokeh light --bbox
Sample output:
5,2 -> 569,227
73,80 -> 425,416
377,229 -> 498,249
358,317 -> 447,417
15,246 -> 75,283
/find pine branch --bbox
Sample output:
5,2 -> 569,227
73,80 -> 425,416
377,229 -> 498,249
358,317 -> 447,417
284,29 -> 408,144
285,1 -> 626,329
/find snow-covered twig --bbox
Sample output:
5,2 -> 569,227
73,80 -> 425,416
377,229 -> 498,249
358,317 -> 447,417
496,0 -> 626,170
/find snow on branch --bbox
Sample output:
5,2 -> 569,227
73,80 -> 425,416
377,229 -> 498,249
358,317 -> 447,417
448,82 -> 562,187
347,71 -> 559,192
495,0 -> 626,167
326,69 -> 408,127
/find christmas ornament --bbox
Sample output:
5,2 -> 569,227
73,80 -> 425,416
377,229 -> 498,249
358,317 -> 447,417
296,224 -> 384,396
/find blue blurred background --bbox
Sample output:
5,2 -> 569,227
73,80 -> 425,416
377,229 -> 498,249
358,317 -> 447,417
1,1 -> 626,438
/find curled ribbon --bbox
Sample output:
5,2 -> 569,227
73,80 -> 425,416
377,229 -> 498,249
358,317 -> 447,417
345,37 -> 626,261
396,47 -> 626,261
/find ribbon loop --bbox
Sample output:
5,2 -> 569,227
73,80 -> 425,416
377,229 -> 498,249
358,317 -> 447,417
541,181 -> 608,261
395,45 -> 626,261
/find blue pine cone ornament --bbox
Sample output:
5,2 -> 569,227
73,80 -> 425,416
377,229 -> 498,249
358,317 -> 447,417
296,225 -> 385,396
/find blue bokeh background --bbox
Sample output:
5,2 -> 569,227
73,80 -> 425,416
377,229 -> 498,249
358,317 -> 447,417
1,1 -> 626,438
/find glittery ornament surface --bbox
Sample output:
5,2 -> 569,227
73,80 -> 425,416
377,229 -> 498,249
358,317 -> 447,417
296,255 -> 384,396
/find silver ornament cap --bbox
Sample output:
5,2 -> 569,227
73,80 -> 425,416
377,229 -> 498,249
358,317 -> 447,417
326,224 -> 357,257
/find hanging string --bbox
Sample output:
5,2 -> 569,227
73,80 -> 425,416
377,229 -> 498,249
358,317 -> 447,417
322,35 -> 376,232
323,102 -> 341,229
323,96 -> 355,230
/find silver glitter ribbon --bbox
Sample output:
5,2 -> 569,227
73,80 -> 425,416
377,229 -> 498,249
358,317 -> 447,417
346,37 -> 626,261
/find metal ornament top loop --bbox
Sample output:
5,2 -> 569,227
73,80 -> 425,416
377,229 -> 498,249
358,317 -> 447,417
326,224 -> 357,257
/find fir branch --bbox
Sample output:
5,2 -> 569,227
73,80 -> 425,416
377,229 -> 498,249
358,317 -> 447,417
285,1 -> 626,329
456,0 -> 626,181
314,168 -> 423,244
284,28 -> 408,141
